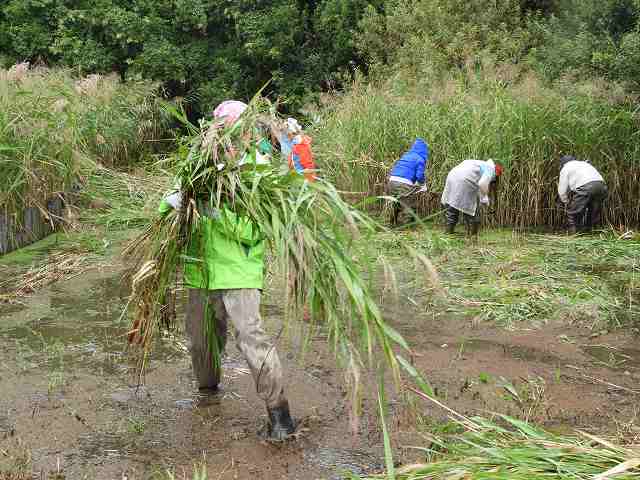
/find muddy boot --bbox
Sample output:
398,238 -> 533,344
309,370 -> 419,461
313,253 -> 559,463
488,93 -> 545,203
267,400 -> 296,441
198,385 -> 221,395
445,223 -> 455,234
469,223 -> 479,236
567,225 -> 577,235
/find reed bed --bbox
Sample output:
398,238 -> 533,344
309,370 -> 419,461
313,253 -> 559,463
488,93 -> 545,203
0,64 -> 165,225
78,166 -> 170,230
314,70 -> 640,228
124,97 -> 431,381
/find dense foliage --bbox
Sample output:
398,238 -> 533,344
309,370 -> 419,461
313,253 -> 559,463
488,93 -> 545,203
0,0 -> 382,114
2,0 -> 639,112
357,0 -> 640,89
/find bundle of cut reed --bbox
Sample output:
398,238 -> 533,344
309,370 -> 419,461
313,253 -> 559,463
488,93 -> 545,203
124,97 -> 421,379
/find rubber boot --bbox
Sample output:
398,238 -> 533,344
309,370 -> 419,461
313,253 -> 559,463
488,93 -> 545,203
568,225 -> 577,235
469,223 -> 479,236
267,400 -> 296,441
445,223 -> 455,234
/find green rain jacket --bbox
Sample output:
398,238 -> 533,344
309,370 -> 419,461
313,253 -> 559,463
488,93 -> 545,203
159,200 -> 265,290
159,140 -> 271,291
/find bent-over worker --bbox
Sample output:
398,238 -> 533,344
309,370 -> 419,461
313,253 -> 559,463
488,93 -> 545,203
441,159 -> 503,235
558,155 -> 607,234
387,138 -> 430,227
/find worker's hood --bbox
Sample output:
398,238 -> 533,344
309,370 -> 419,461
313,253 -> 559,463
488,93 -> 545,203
559,155 -> 576,169
409,138 -> 429,160
213,100 -> 248,125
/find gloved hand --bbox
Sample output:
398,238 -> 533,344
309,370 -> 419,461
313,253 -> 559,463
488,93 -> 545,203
164,190 -> 182,210
479,194 -> 490,205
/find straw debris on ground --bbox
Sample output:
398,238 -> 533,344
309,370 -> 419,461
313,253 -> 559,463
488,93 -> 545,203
362,388 -> 640,480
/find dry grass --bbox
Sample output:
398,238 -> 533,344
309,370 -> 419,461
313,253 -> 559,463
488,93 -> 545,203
0,251 -> 98,304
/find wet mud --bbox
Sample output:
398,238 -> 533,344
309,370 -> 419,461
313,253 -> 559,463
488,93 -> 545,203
1,257 -> 639,478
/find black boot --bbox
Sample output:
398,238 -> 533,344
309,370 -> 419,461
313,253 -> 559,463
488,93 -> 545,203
469,223 -> 479,236
445,223 -> 455,234
267,401 -> 296,441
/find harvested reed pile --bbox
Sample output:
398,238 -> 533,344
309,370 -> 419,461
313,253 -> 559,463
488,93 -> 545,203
0,251 -> 96,303
124,97 -> 429,379
365,388 -> 640,480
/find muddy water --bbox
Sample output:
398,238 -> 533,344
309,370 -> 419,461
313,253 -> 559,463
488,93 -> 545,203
0,264 -> 386,479
2,253 -> 640,478
581,345 -> 640,370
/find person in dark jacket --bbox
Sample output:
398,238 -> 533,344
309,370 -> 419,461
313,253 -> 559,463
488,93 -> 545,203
387,139 -> 429,227
558,155 -> 608,234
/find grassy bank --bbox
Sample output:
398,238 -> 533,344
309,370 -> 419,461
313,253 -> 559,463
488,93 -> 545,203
314,68 -> 640,228
0,64 -> 167,221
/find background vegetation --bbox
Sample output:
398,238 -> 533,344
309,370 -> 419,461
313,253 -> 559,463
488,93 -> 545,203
0,0 -> 382,115
313,65 -> 640,227
1,0 -> 639,228
0,65 -> 166,219
313,0 -> 640,228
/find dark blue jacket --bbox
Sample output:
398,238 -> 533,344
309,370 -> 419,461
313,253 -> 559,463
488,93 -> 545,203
389,139 -> 429,184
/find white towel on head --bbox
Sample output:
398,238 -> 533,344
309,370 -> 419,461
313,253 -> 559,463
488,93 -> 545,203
286,117 -> 302,135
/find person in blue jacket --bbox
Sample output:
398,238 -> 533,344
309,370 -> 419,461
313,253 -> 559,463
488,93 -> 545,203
387,138 -> 430,226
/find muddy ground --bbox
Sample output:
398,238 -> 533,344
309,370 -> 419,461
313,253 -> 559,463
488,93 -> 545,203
0,230 -> 639,479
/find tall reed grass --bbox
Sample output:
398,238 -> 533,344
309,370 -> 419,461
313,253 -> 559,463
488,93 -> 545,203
314,68 -> 640,228
0,64 -> 166,220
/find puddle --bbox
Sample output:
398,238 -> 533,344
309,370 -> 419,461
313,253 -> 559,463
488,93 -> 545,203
305,447 -> 383,480
73,432 -> 135,461
175,398 -> 196,410
409,337 -> 564,365
581,345 -> 640,370
108,386 -> 150,404
0,273 -> 187,378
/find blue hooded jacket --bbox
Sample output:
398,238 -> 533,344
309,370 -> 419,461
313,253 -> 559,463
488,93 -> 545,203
389,139 -> 429,184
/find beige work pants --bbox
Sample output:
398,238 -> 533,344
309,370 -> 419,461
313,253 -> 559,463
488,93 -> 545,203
186,288 -> 286,409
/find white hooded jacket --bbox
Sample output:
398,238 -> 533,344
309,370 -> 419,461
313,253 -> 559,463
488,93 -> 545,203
558,161 -> 604,203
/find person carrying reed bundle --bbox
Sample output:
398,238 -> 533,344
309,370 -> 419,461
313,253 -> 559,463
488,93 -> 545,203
441,159 -> 503,235
158,100 -> 295,440
557,155 -> 608,234
125,95 -> 417,445
387,138 -> 430,227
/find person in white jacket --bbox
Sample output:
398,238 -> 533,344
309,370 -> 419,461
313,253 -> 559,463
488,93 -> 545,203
441,159 -> 503,235
557,155 -> 608,234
